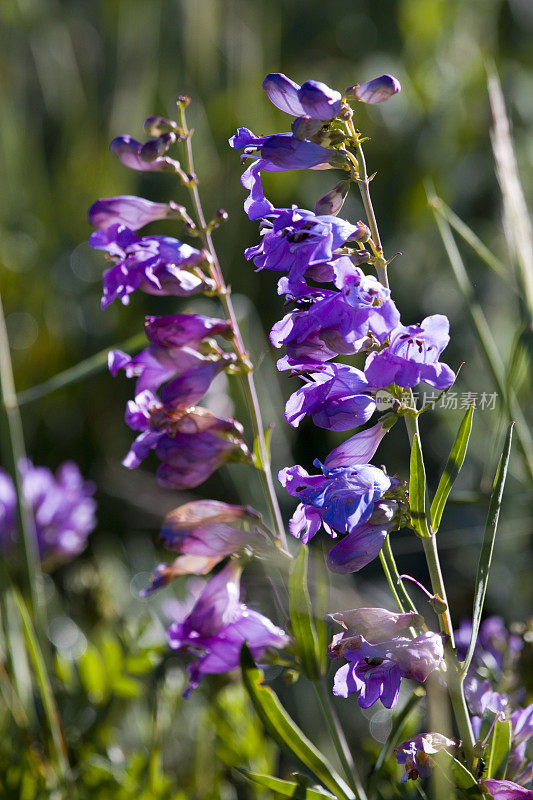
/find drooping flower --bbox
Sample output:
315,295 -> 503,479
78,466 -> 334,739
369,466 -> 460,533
331,630 -> 444,708
89,224 -> 213,307
481,779 -> 533,799
395,733 -> 458,782
455,616 -> 523,674
324,416 -> 397,467
244,206 -> 366,284
327,607 -> 424,656
167,561 -> 290,694
263,73 -> 343,120
284,363 -> 375,431
349,74 -> 401,105
364,315 -> 455,390
88,195 -> 185,231
0,461 -> 96,566
123,390 -> 250,488
110,133 -> 180,173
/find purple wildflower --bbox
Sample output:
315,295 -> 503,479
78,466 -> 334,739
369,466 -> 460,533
351,74 -> 401,105
395,733 -> 458,782
327,607 -> 424,654
110,133 -> 179,173
89,224 -> 213,307
0,461 -> 96,566
326,499 -> 403,573
364,315 -> 455,390
324,418 -> 396,468
331,630 -> 443,709
144,314 -> 232,348
482,780 -> 533,799
455,616 -> 523,673
167,561 -> 290,694
88,196 -> 183,231
263,73 -> 343,120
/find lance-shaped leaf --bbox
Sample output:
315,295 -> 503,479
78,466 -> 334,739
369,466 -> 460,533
240,645 -> 355,800
431,404 -> 474,532
461,423 -> 514,676
237,769 -> 336,800
433,750 -> 484,799
485,717 -> 512,780
409,434 -> 431,538
289,546 -> 322,681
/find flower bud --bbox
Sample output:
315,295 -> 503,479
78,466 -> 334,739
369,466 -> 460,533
88,195 -> 176,231
314,180 -> 350,216
143,115 -> 179,136
324,419 -> 394,468
140,132 -> 176,162
291,116 -> 325,141
347,74 -> 401,105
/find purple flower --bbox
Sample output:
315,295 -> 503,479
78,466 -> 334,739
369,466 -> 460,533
395,733 -> 458,782
89,224 -> 213,307
123,391 -> 250,488
229,128 -> 346,220
464,676 -> 509,719
0,461 -> 96,566
326,500 -> 402,574
144,314 -> 232,348
284,363 -> 375,431
88,196 -> 182,231
455,616 -> 523,673
328,607 -> 424,655
142,501 -> 262,593
350,75 -> 401,105
167,561 -> 289,693
331,631 -> 443,708
245,206 -> 364,284
334,260 -> 401,342
482,780 -> 533,799
364,315 -> 455,390
324,417 -> 397,467
263,73 -> 343,120
279,461 -> 391,544
110,133 -> 180,173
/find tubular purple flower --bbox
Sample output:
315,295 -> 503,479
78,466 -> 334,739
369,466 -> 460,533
110,133 -> 180,172
364,315 -> 455,390
326,514 -> 396,574
350,74 -> 401,105
455,616 -> 523,673
88,196 -> 182,231
284,363 -> 375,431
314,180 -> 351,216
263,73 -> 343,120
167,561 -> 289,693
144,314 -> 232,348
327,608 -> 424,654
395,733 -> 458,782
324,417 -> 396,468
482,780 -> 533,799
332,631 -> 444,708
89,224 -> 213,307
0,460 -> 96,566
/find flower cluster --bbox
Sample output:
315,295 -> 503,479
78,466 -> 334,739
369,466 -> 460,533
89,108 -> 289,693
0,460 -> 96,566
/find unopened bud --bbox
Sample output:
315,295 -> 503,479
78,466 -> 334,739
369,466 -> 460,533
140,132 -> 176,162
430,595 -> 448,614
143,115 -> 179,136
346,74 -> 401,105
314,180 -> 350,216
291,115 -> 324,140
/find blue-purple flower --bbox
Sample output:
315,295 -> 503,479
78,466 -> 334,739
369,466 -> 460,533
263,73 -> 343,120
331,630 -> 443,708
88,195 -> 184,231
324,418 -> 396,467
364,315 -> 455,390
110,133 -> 180,173
481,780 -> 533,799
89,224 -> 213,307
167,561 -> 290,694
0,460 -> 96,566
350,74 -> 401,105
455,616 -> 523,674
395,733 -> 458,782
328,607 -> 424,654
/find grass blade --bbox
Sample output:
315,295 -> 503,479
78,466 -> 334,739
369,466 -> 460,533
461,423 -> 514,678
240,645 -> 355,800
431,404 -> 474,532
289,546 -> 322,681
236,769 -> 336,799
409,433 -> 431,538
485,717 -> 512,780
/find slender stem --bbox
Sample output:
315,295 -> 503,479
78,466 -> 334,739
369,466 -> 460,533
0,294 -> 45,628
381,536 -> 419,614
177,102 -> 287,549
312,680 -> 367,800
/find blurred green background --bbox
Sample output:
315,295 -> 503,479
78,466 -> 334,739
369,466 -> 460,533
1,0 -> 532,795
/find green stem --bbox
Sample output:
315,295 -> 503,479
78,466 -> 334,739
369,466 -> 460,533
380,536 -> 419,614
312,680 -> 366,800
178,102 -> 287,550
0,293 -> 45,627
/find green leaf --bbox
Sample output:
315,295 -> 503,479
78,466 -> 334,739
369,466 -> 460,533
289,546 -> 322,681
109,674 -> 144,699
78,644 -> 108,704
485,717 -> 512,780
240,645 -> 354,800
461,423 -> 514,676
312,549 -> 330,671
237,769 -> 336,800
433,751 -> 484,799
431,404 -> 474,531
252,425 -> 273,469
409,433 -> 431,538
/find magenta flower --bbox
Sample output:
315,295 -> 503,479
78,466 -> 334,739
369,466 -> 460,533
89,224 -> 212,307
364,315 -> 455,390
167,562 -> 289,694
482,780 -> 533,799
332,631 -> 443,708
395,733 -> 458,782
144,314 -> 232,348
263,73 -> 343,120
0,460 -> 96,566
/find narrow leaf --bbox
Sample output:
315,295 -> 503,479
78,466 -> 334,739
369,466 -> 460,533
431,404 -> 474,531
462,423 -> 514,676
312,549 -> 330,670
240,645 -> 354,800
237,769 -> 336,800
289,546 -> 322,681
485,717 -> 512,780
433,751 -> 484,799
409,434 -> 431,538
